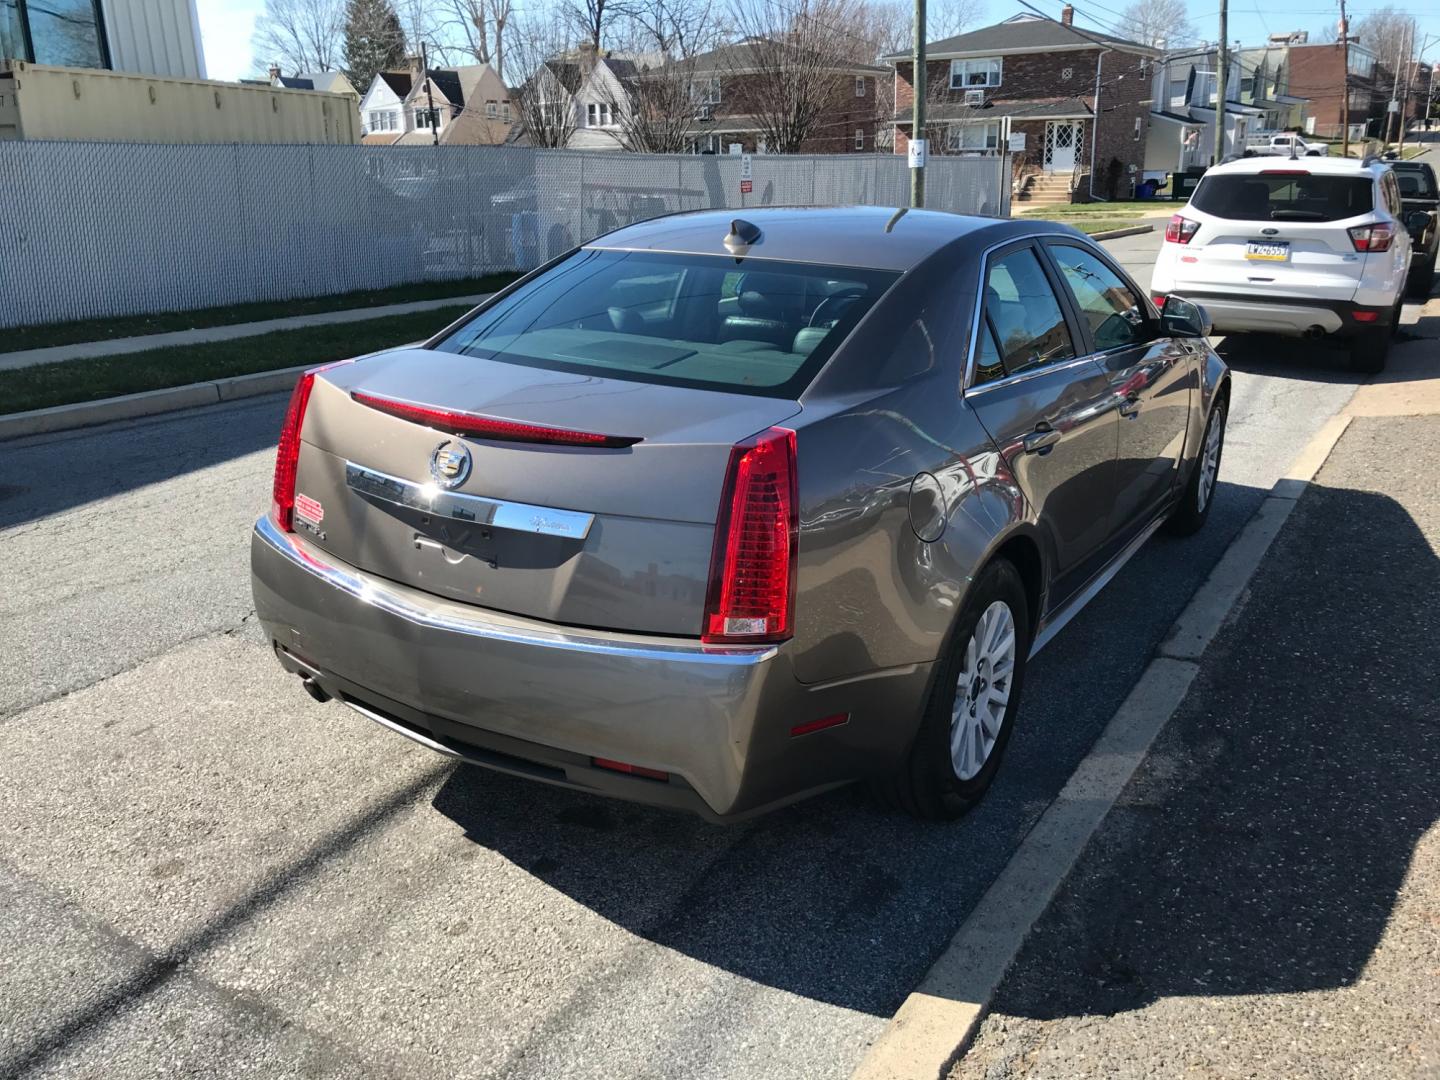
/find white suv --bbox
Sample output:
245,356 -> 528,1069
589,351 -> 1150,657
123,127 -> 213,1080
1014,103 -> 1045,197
1152,156 -> 1411,372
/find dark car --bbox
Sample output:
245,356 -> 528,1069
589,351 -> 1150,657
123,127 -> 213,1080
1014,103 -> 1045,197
251,208 -> 1230,822
1391,160 -> 1438,295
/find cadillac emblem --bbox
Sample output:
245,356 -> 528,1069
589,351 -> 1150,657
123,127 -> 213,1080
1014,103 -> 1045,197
429,439 -> 472,489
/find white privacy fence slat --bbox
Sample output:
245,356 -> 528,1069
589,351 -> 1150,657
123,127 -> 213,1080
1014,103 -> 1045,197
0,143 -> 1009,328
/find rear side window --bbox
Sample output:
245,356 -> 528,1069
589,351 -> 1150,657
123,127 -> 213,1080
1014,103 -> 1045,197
982,247 -> 1076,377
434,250 -> 899,399
1191,173 -> 1374,222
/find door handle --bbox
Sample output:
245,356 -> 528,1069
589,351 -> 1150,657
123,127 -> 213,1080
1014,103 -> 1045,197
1022,426 -> 1063,455
1119,396 -> 1141,419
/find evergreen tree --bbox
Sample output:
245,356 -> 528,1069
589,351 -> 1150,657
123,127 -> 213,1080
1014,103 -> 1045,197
344,0 -> 406,95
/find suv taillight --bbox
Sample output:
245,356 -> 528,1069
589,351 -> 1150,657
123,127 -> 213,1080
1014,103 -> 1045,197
1164,215 -> 1200,244
1348,222 -> 1395,252
702,427 -> 798,644
272,372 -> 317,532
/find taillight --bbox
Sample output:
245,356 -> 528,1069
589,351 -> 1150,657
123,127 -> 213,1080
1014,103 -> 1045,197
702,427 -> 798,644
351,391 -> 641,448
272,372 -> 317,532
1348,222 -> 1394,252
1164,215 -> 1200,244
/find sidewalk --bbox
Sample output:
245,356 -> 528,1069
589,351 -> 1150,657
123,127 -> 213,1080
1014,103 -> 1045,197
0,294 -> 490,374
952,332 -> 1440,1077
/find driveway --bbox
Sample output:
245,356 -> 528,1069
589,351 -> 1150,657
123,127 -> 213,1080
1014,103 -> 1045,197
0,233 -> 1392,1079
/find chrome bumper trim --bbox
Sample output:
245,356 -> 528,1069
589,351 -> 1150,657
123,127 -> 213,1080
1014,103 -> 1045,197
253,514 -> 775,667
345,461 -> 595,540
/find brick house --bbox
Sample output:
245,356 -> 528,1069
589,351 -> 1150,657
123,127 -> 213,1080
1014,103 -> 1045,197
675,40 -> 889,154
885,11 -> 1158,201
1286,39 -> 1384,141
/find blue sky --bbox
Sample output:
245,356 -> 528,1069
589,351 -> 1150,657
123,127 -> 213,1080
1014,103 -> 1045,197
194,0 -> 1440,84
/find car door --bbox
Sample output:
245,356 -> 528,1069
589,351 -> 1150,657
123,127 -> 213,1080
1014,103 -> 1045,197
965,241 -> 1120,609
1042,239 -> 1194,544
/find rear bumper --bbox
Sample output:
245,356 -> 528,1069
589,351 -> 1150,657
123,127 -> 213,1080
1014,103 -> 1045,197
1170,291 -> 1391,338
250,515 -> 931,821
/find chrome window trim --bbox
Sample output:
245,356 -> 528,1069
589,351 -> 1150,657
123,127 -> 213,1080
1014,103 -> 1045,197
254,514 -> 777,667
346,461 -> 596,540
962,231 -> 1092,397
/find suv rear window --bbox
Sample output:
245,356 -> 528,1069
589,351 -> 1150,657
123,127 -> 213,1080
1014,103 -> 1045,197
1191,173 -> 1374,222
433,250 -> 899,398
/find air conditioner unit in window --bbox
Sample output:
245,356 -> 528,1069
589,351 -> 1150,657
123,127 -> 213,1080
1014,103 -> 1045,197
964,89 -> 984,107
695,104 -> 713,121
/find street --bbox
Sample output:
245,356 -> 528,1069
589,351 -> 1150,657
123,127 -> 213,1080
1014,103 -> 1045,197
0,227 -> 1431,1080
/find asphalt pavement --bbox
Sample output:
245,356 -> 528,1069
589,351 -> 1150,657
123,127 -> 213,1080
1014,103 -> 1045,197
0,231 -> 1390,1079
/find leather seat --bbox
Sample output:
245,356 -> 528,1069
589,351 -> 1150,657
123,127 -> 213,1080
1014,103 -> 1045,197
719,274 -> 796,349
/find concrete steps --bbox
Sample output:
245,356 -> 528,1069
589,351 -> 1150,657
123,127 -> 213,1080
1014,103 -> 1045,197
1017,173 -> 1075,206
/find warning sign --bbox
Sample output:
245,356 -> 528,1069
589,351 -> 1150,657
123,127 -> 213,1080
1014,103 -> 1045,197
740,179 -> 753,194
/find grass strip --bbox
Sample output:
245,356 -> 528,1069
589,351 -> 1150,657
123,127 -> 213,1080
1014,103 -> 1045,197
2,275 -> 518,354
1020,200 -> 1171,217
2,306 -> 472,415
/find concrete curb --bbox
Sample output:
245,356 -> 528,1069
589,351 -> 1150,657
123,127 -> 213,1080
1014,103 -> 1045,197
0,364 -> 310,441
1088,224 -> 1155,240
850,409 -> 1356,1080
0,294 -> 489,373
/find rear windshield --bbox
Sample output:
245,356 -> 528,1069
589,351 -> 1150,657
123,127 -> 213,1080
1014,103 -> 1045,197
433,250 -> 900,398
1191,173 -> 1374,222
1394,167 -> 1437,199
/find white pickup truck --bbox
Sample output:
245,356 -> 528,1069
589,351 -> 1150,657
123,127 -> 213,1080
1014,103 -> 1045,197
1244,133 -> 1330,157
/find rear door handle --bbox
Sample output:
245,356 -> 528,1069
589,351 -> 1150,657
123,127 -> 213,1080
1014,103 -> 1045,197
1119,395 -> 1141,419
1022,427 -> 1063,455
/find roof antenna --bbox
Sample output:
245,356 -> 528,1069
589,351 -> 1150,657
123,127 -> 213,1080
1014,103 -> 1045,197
724,218 -> 762,251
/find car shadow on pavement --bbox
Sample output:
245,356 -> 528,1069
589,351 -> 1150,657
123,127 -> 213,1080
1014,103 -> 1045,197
425,477 -> 1300,1020
1214,335 -> 1367,382
975,477 -> 1440,1023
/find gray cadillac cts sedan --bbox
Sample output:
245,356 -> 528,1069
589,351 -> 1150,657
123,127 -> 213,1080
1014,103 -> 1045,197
251,206 -> 1229,822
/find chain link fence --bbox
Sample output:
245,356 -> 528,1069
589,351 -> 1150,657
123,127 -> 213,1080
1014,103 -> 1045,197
0,142 -> 1010,329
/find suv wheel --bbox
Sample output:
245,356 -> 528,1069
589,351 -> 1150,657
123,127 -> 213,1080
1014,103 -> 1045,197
873,559 -> 1031,820
1410,256 -> 1435,299
1349,300 -> 1399,374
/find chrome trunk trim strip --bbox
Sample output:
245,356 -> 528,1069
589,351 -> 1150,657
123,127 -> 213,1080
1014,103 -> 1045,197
345,461 -> 596,540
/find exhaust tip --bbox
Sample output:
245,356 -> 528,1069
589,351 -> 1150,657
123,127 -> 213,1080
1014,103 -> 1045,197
1304,325 -> 1326,339
301,675 -> 331,703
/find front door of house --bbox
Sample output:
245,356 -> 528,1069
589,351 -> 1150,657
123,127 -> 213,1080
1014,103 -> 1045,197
1044,121 -> 1081,172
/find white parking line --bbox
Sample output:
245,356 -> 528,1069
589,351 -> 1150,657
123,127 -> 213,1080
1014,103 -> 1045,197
851,411 -> 1357,1080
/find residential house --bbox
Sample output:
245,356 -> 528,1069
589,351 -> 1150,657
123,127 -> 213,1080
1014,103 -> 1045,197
885,10 -> 1159,201
0,0 -> 204,79
1287,37 -> 1384,140
272,68 -> 360,102
1145,47 -> 1267,175
359,62 -> 512,146
568,51 -> 646,150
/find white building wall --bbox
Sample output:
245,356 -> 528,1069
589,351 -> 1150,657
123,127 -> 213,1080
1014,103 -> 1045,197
98,0 -> 205,79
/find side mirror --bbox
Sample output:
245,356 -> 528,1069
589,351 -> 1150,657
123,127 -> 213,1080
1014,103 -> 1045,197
1160,295 -> 1212,339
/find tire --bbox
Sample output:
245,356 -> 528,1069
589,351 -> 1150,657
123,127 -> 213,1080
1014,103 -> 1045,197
1410,257 -> 1436,299
1348,300 -> 1398,374
872,559 -> 1031,820
1165,396 -> 1226,537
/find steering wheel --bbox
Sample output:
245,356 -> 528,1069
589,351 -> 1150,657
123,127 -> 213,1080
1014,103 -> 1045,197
809,288 -> 867,328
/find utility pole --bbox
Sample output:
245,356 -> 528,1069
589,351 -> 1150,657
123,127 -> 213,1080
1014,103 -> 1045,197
421,41 -> 439,147
911,0 -> 926,207
1388,21 -> 1406,149
1396,19 -> 1415,154
1339,0 -> 1350,157
1213,0 -> 1228,165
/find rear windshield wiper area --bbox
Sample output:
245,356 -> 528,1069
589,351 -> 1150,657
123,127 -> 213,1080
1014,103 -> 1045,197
1268,210 -> 1328,220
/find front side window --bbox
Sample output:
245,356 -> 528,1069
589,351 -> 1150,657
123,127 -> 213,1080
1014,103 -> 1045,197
1048,243 -> 1149,352
1191,173 -> 1374,222
982,247 -> 1075,377
434,250 -> 899,398
949,57 -> 1002,90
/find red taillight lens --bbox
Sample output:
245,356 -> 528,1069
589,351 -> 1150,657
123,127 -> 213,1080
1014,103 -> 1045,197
272,371 -> 317,532
592,757 -> 670,781
1164,215 -> 1200,244
1347,222 -> 1394,253
352,391 -> 641,448
702,426 -> 798,644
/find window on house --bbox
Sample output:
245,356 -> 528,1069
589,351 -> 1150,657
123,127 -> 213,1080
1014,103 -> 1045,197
502,102 -> 511,120
486,100 -> 497,118
949,57 -> 1002,90
946,120 -> 1001,152
693,76 -> 722,105
587,102 -> 597,126
415,107 -> 434,129
855,127 -> 864,150
855,76 -> 866,97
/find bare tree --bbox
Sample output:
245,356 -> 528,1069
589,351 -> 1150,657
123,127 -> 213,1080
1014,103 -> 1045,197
253,0 -> 346,73
726,0 -> 870,153
1351,6 -> 1414,71
1117,0 -> 1196,49
509,9 -> 580,147
926,0 -> 984,42
437,0 -> 515,80
565,0 -> 628,52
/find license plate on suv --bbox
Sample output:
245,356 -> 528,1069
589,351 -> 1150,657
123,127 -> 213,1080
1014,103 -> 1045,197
1245,240 -> 1289,262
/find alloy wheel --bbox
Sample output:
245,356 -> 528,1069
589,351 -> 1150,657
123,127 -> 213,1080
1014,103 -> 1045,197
950,600 -> 1017,781
1197,409 -> 1224,513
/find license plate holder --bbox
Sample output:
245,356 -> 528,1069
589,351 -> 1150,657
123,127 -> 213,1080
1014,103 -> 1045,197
1245,240 -> 1289,262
